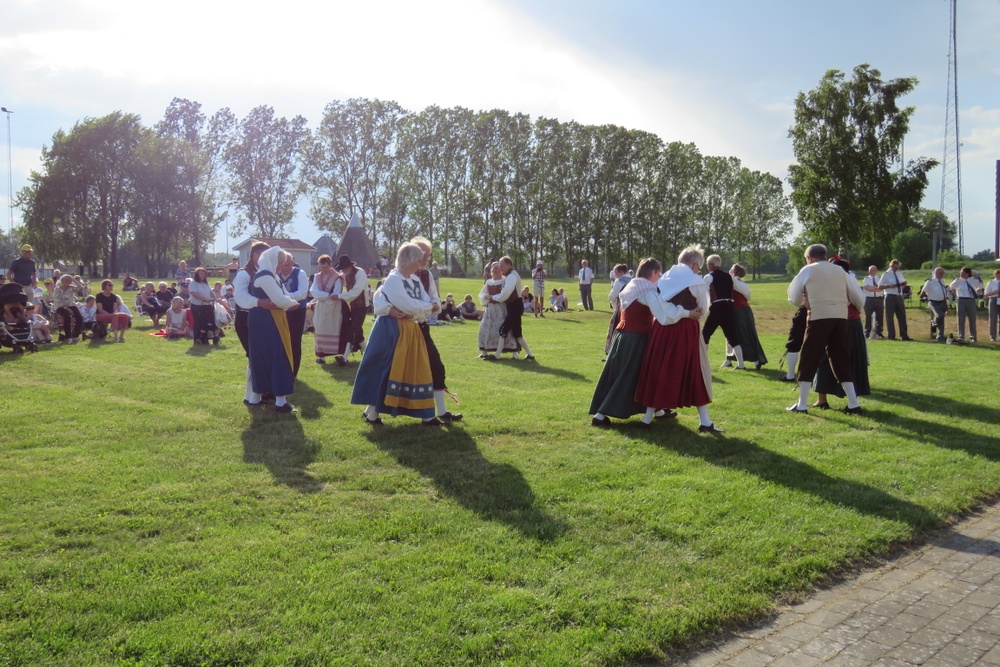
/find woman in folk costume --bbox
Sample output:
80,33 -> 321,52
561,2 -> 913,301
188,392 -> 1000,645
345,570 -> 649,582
812,258 -> 870,409
635,245 -> 723,433
247,247 -> 300,413
477,261 -> 520,359
351,243 -> 439,426
723,263 -> 768,369
309,254 -> 345,364
590,258 -> 702,427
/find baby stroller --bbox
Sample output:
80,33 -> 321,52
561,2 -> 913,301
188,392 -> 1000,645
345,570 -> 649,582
0,283 -> 38,354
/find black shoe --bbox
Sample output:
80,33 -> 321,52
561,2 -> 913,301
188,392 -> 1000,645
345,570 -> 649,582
811,401 -> 830,410
635,420 -> 652,428
243,399 -> 262,407
779,375 -> 797,383
755,362 -> 764,370
274,403 -> 296,413
335,356 -> 347,366
698,423 -> 724,433
422,418 -> 443,427
525,355 -> 536,360
591,416 -> 611,428
786,405 -> 809,413
843,406 -> 863,415
483,355 -> 498,361
901,336 -> 913,341
439,411 -> 463,422
261,393 -> 276,403
365,416 -> 384,427
655,410 -> 678,419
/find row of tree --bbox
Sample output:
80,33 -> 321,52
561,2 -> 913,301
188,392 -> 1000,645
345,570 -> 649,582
18,98 -> 794,277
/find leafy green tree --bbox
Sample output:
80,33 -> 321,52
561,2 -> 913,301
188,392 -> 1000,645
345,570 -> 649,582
740,170 -> 793,278
224,106 -> 309,238
20,112 -> 149,276
788,64 -> 937,255
911,208 -> 956,253
971,248 -> 995,261
890,227 -> 932,271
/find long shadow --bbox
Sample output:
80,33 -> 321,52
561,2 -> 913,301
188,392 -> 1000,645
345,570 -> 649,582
241,406 -> 322,492
365,424 -> 566,542
497,359 -> 590,382
632,425 -> 939,530
291,379 -> 334,420
319,360 -> 360,385
867,388 -> 1000,462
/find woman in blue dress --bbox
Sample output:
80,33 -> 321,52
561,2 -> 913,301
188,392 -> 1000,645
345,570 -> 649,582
247,247 -> 300,413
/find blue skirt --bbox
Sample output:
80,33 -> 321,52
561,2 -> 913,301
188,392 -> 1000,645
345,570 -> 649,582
351,317 -> 436,419
248,308 -> 294,396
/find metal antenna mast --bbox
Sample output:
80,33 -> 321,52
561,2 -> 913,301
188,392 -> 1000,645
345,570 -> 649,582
938,0 -> 963,256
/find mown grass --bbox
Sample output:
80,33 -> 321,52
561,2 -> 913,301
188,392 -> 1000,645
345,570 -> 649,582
1,277 -> 998,666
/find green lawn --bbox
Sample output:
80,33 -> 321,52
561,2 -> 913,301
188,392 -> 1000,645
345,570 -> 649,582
2,277 -> 998,666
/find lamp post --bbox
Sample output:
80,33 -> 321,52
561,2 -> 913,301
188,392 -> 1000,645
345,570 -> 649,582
1,107 -> 11,234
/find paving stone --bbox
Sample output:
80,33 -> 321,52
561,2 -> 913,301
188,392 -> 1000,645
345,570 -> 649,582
978,644 -> 1000,665
927,641 -> 986,666
954,627 -> 999,652
925,612 -> 977,636
770,652 -> 822,667
906,626 -> 956,649
866,624 -> 911,649
884,610 -> 933,634
842,638 -> 893,662
721,648 -> 774,667
885,638 -> 939,664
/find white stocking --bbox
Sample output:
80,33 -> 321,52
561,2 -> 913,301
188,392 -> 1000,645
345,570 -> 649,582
842,382 -> 860,409
696,405 -> 712,427
785,352 -> 799,379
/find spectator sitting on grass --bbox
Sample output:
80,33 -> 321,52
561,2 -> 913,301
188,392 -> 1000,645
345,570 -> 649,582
178,280 -> 191,304
155,282 -> 173,308
440,293 -> 462,321
164,296 -> 190,339
25,304 -> 54,343
521,288 -> 533,312
139,282 -> 168,328
459,294 -> 481,320
548,288 -> 564,312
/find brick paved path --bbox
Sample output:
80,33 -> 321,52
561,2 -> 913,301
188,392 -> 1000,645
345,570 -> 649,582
680,502 -> 1000,666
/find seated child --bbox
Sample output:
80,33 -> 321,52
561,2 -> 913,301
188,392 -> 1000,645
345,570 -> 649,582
80,296 -> 98,326
164,296 -> 191,339
548,288 -> 563,312
25,304 -> 54,343
557,288 -> 569,311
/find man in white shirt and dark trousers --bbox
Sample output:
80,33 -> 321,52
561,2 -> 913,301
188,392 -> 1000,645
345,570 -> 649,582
862,265 -> 884,339
919,267 -> 950,342
878,259 -> 911,341
985,269 -> 1000,342
785,244 -> 866,414
490,256 -> 535,360
701,254 -> 744,368
949,266 -> 982,342
578,260 -> 594,310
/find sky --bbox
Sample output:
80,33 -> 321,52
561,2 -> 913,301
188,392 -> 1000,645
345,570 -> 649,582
1,0 -> 998,257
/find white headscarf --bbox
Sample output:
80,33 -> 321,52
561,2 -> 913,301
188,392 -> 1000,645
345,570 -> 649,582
257,246 -> 282,275
658,263 -> 703,301
618,277 -> 656,312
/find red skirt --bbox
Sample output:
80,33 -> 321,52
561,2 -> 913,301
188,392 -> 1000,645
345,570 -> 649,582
635,318 -> 711,409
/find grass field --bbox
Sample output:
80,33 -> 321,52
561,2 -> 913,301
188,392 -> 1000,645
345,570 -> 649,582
2,276 -> 999,666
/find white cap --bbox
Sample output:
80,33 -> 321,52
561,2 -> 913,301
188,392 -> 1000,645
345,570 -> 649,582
537,260 -> 543,265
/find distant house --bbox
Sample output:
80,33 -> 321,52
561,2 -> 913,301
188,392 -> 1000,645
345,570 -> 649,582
232,238 -> 317,274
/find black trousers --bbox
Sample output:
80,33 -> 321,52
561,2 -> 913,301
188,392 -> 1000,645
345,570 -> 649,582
702,301 -> 739,347
499,297 -> 524,340
191,304 -> 215,344
56,305 -> 83,339
235,308 -> 250,356
785,306 -> 808,353
863,297 -> 883,336
286,306 -> 306,376
418,322 -> 447,391
797,318 -> 852,384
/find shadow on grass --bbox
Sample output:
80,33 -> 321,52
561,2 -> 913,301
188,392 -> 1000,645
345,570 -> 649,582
319,359 -> 359,385
496,359 -> 590,382
632,423 -> 939,530
292,379 -> 334,420
865,388 -> 1000,462
241,405 -> 323,493
364,423 -> 566,542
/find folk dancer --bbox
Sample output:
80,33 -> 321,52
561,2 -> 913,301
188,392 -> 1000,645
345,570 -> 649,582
701,254 -> 744,369
813,259 -> 870,409
246,247 -> 300,413
337,254 -> 370,362
488,256 -> 535,362
478,262 -> 520,359
724,264 -> 767,369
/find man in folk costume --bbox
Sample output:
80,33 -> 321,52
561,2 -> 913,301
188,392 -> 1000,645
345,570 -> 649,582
233,241 -> 277,403
247,247 -> 301,413
335,254 -> 370,362
701,254 -> 744,369
278,254 -> 310,376
488,256 -> 536,362
785,244 -> 867,415
411,237 -> 463,423
635,245 -> 722,433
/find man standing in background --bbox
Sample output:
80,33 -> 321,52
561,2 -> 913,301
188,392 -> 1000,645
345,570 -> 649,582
879,259 -> 911,341
531,260 -> 546,318
862,265 -> 884,340
7,244 -> 37,304
578,259 -> 594,311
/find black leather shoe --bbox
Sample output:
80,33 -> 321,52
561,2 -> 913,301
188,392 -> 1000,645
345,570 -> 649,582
843,406 -> 863,415
439,412 -> 463,422
483,355 -> 498,361
524,355 -> 536,360
274,403 -> 296,413
900,336 -> 913,341
698,423 -> 724,433
422,418 -> 443,426
364,416 -> 384,427
779,375 -> 797,382
786,405 -> 809,413
655,410 -> 678,419
591,416 -> 611,428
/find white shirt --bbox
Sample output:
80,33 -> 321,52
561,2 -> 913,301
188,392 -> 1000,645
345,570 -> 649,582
188,280 -> 214,306
608,275 -> 630,305
282,266 -> 310,303
921,277 -> 950,301
233,269 -> 259,310
788,261 -> 865,320
862,274 -> 882,295
879,269 -> 907,296
985,278 -> 1000,298
373,269 -> 433,322
531,267 -> 546,290
950,276 -> 982,299
732,277 -> 750,300
494,270 -> 523,302
578,266 -> 593,285
340,269 -> 369,306
251,274 -> 298,310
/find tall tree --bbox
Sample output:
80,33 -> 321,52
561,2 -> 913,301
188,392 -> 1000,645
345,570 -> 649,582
788,64 -> 937,254
740,170 -> 793,278
224,105 -> 309,238
20,112 -> 148,276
